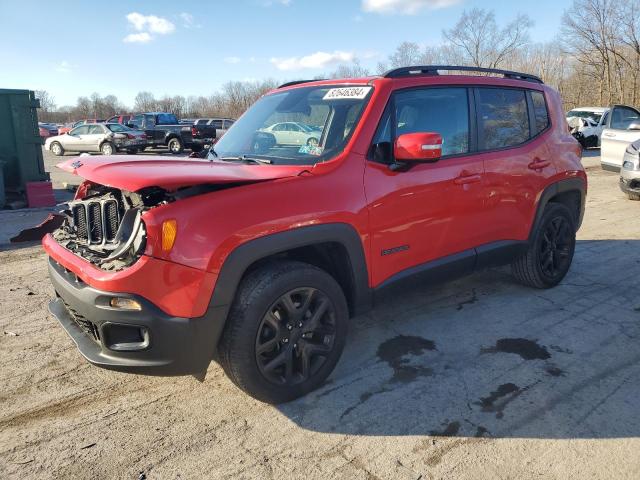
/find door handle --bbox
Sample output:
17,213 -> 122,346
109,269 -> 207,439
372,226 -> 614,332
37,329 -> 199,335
528,159 -> 551,171
453,173 -> 481,185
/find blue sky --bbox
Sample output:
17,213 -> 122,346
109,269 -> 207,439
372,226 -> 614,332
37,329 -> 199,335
0,0 -> 572,107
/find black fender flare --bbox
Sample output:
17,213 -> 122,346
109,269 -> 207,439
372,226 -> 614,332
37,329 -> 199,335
529,177 -> 587,241
208,223 -> 372,316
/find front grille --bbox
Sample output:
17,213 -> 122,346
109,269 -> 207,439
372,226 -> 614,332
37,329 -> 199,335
72,205 -> 88,241
104,201 -> 119,241
61,298 -> 100,342
71,199 -> 121,245
88,203 -> 103,243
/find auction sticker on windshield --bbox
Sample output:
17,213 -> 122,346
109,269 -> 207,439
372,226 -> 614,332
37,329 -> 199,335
323,87 -> 372,100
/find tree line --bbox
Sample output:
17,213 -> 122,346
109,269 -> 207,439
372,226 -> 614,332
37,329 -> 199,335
37,0 -> 640,124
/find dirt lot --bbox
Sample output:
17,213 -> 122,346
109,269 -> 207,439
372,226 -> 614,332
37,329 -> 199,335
1,151 -> 639,479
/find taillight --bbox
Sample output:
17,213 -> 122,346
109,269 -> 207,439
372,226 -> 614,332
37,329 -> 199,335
191,126 -> 197,136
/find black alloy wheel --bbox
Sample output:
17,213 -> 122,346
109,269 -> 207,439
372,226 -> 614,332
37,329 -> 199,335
255,287 -> 336,386
539,215 -> 573,279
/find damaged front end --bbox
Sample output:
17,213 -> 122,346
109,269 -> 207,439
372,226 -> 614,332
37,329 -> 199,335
53,183 -> 171,271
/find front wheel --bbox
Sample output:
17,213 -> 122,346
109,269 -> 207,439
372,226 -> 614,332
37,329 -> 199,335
307,137 -> 319,147
168,138 -> 183,154
50,142 -> 64,156
511,203 -> 576,288
100,142 -> 114,155
218,261 -> 348,404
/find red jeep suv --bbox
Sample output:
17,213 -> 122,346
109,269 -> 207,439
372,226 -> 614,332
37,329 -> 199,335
44,66 -> 586,403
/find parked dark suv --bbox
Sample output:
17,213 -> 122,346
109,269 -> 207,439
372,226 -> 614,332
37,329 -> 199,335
45,66 -> 586,403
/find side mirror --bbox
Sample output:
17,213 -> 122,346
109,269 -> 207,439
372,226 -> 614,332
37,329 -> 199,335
628,121 -> 640,131
394,132 -> 442,162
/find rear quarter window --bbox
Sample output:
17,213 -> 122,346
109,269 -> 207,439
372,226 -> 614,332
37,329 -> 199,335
477,88 -> 529,150
531,91 -> 550,135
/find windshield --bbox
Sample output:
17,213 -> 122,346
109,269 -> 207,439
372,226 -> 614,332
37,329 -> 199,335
567,110 -> 603,122
106,123 -> 133,133
209,85 -> 373,165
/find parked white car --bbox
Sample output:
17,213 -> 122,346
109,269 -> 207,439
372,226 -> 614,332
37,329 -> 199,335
261,122 -> 320,146
44,123 -> 147,156
600,104 -> 640,172
620,138 -> 640,200
566,107 -> 610,148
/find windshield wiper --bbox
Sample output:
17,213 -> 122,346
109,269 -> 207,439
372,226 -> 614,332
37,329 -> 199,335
219,155 -> 273,165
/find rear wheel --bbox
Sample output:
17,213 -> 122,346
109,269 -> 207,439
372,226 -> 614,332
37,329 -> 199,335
628,192 -> 640,201
50,142 -> 64,156
218,261 -> 348,404
100,142 -> 114,155
511,203 -> 576,288
168,138 -> 183,154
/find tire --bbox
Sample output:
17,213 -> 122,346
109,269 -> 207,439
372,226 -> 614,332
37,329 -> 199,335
511,202 -> 576,289
628,192 -> 640,201
307,137 -> 319,147
50,142 -> 64,156
168,138 -> 183,154
100,142 -> 114,156
218,260 -> 349,404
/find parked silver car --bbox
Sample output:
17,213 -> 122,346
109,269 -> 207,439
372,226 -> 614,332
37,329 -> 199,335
44,123 -> 147,156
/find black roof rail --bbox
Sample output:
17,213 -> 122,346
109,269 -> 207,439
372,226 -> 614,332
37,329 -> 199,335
277,79 -> 323,89
383,65 -> 543,84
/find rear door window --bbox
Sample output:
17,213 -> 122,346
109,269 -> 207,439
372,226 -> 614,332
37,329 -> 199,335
88,125 -> 104,134
477,88 -> 530,150
212,120 -> 223,129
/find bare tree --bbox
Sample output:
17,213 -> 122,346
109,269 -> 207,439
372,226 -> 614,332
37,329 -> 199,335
134,91 -> 157,112
443,8 -> 532,68
35,90 -> 56,112
330,59 -> 370,78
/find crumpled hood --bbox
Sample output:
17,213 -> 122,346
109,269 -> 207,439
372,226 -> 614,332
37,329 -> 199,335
56,155 -> 311,191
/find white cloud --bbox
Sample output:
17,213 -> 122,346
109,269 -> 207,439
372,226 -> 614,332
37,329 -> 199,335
55,60 -> 72,73
123,32 -> 153,43
123,12 -> 175,42
271,51 -> 355,71
224,56 -> 242,64
362,0 -> 461,15
180,12 -> 201,29
126,12 -> 175,34
261,0 -> 292,6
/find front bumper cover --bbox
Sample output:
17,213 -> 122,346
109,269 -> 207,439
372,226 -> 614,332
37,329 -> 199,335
48,258 -> 227,375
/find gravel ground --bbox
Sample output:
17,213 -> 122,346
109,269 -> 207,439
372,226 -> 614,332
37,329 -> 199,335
1,151 -> 639,479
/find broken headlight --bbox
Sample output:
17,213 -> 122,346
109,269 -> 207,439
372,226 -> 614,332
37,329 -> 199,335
623,143 -> 640,170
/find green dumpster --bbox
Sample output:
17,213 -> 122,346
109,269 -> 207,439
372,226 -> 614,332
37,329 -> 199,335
0,89 -> 49,201
0,161 -> 5,209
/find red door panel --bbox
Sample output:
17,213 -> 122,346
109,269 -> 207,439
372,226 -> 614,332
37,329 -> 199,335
480,137 -> 556,241
364,155 -> 485,287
